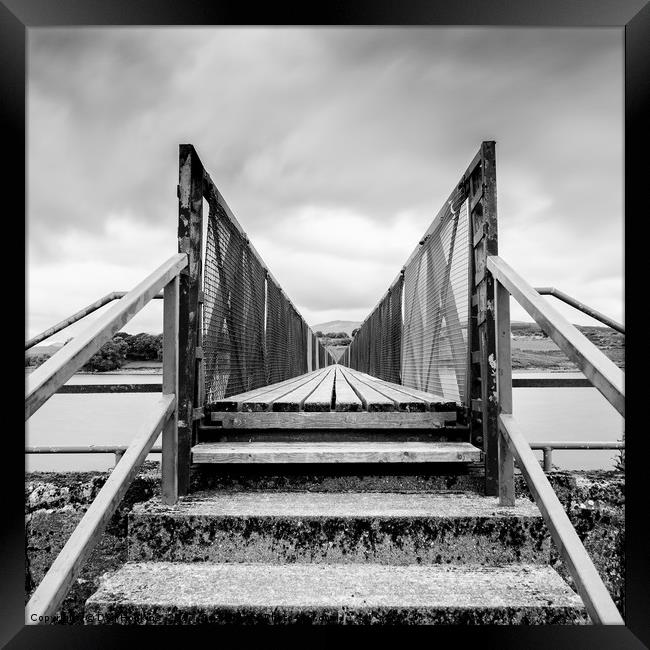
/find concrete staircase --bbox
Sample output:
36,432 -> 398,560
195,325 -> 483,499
84,467 -> 588,625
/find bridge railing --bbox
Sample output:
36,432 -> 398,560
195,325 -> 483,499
25,292 -> 164,351
176,145 -> 334,492
24,252 -> 187,622
341,142 -> 498,492
487,254 -> 624,625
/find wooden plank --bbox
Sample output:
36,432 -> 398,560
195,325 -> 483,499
209,369 -> 325,411
25,254 -> 187,421
333,368 -> 362,412
162,276 -> 180,505
209,411 -> 456,429
337,366 -> 395,412
25,395 -> 175,622
487,256 -> 624,416
272,367 -> 334,411
303,366 -> 335,411
237,369 -> 327,412
341,368 -> 427,412
192,441 -> 481,464
343,368 -> 452,410
499,414 -> 623,624
243,369 -> 329,412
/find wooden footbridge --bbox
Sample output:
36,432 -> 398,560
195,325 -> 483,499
25,142 -> 625,625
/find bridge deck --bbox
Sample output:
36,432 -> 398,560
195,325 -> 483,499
207,366 -> 458,415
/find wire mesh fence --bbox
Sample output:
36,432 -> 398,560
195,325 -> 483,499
342,187 -> 470,404
202,195 -> 333,406
402,194 -> 470,403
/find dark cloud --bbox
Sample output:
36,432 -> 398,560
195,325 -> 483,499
27,27 -> 623,336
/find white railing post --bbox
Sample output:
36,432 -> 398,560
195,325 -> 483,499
495,279 -> 515,506
162,275 -> 180,505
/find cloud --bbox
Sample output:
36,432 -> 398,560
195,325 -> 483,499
27,27 -> 623,342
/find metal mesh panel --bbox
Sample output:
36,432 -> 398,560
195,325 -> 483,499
345,278 -> 402,383
401,196 -> 470,402
265,278 -> 291,385
343,192 -> 470,403
379,281 -> 403,383
203,196 -> 314,404
203,201 -> 267,404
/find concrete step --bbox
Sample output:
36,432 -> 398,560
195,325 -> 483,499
128,492 -> 550,565
84,562 -> 587,625
191,441 -> 482,465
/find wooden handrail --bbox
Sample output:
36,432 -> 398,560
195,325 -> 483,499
487,256 -> 624,417
499,414 -> 624,624
25,253 -> 188,420
25,394 -> 176,623
25,292 -> 164,351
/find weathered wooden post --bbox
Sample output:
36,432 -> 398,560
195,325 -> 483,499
468,141 -> 500,496
496,278 -> 515,505
162,274 -> 180,504
177,144 -> 204,495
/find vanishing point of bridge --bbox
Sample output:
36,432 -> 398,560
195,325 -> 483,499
25,143 -> 625,625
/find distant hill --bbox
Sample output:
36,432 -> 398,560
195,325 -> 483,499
25,342 -> 65,358
311,320 -> 361,336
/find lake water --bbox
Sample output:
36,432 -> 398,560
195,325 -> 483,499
25,372 -> 624,473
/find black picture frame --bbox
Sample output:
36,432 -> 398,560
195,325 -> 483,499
4,1 -> 648,647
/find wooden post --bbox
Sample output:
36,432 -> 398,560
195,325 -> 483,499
468,141 -> 499,496
177,144 -> 204,496
162,275 -> 180,504
496,280 -> 514,506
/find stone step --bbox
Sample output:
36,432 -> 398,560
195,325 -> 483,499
84,562 -> 587,625
191,441 -> 482,465
128,492 -> 550,565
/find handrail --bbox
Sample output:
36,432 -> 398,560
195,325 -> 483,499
530,441 -> 624,473
25,253 -> 187,420
25,251 -> 184,622
25,394 -> 175,623
487,256 -> 624,417
26,445 -> 163,454
25,292 -> 164,351
534,287 -> 624,334
499,414 -> 624,624
488,254 -> 625,624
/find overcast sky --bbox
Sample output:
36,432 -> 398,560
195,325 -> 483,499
27,27 -> 623,342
